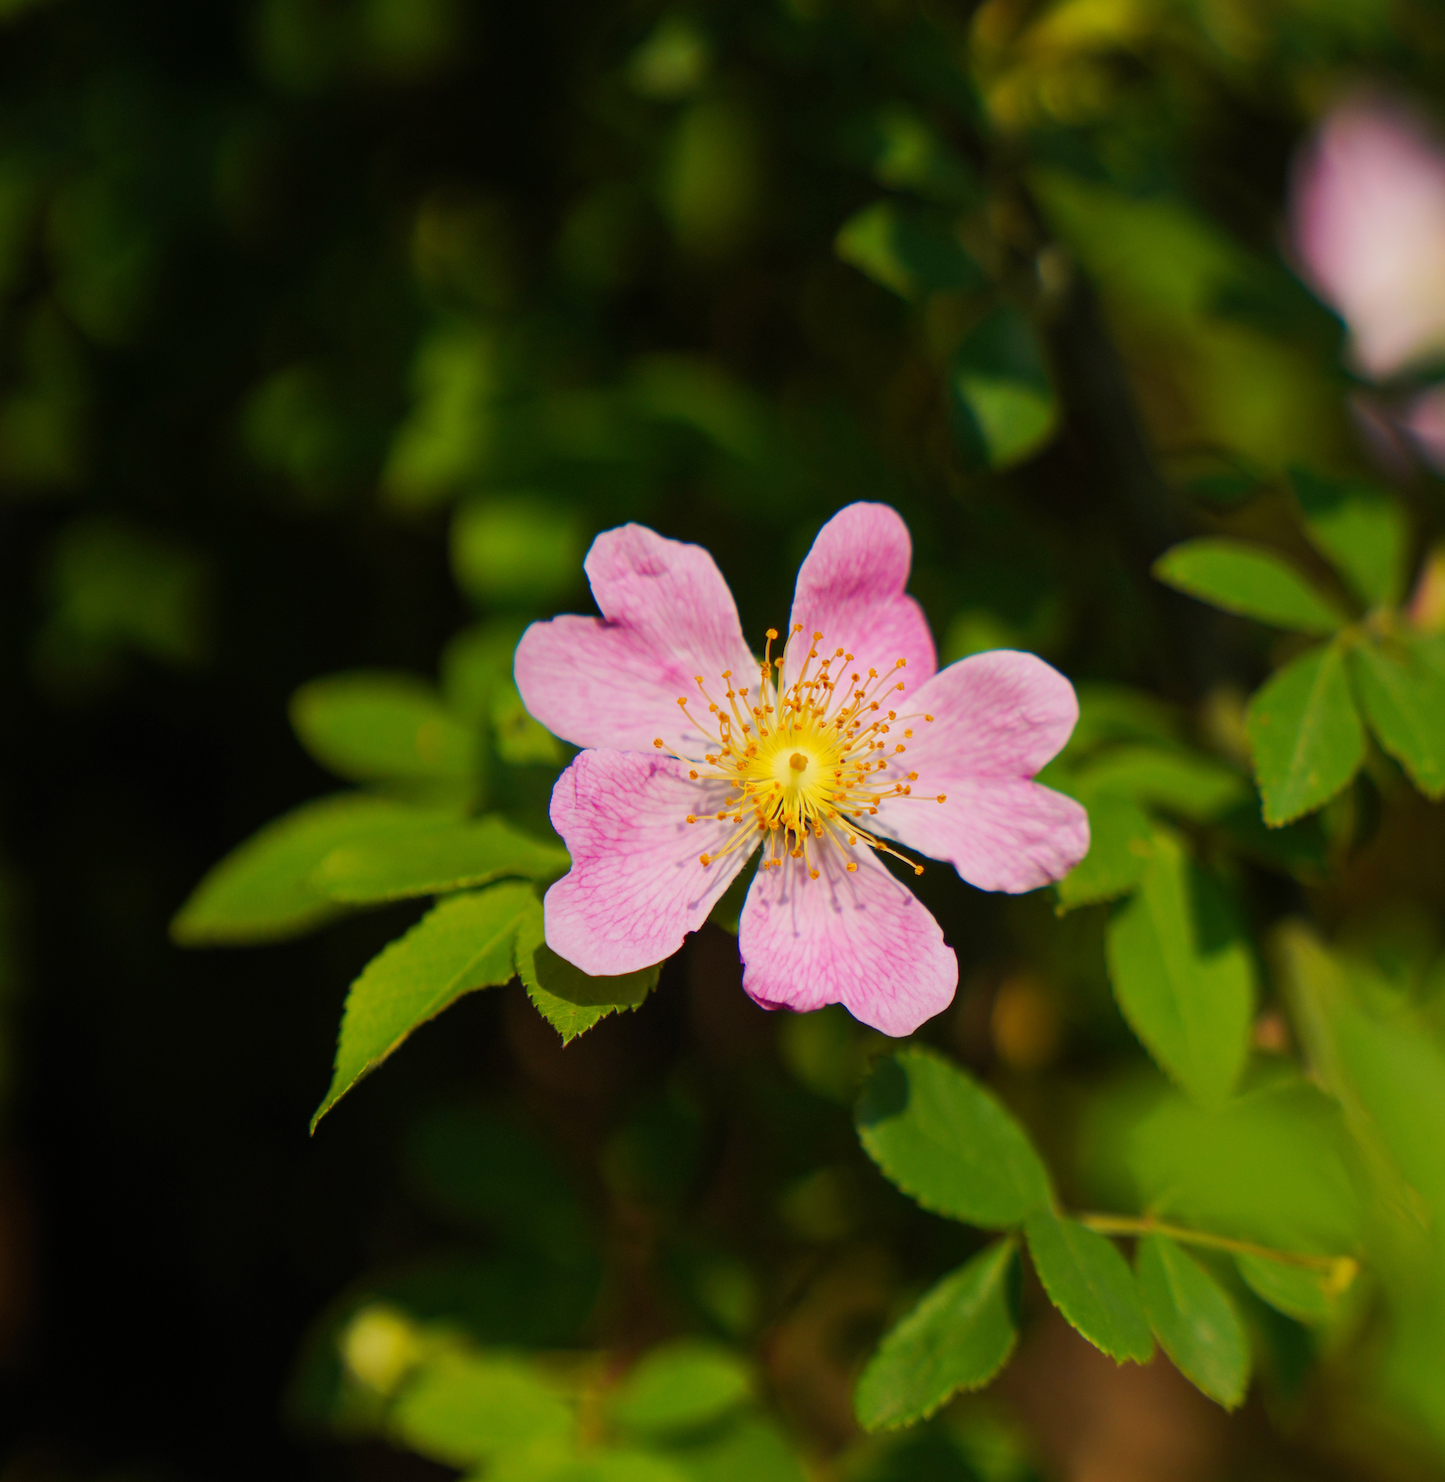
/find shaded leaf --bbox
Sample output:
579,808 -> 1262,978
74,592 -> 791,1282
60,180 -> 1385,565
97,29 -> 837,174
1136,1235 -> 1249,1409
1290,468 -> 1408,609
1154,539 -> 1347,635
312,884 -> 535,1129
856,1048 -> 1053,1229
515,903 -> 660,1043
655,1415 -> 807,1482
1055,788 -> 1153,909
854,1239 -> 1019,1431
1023,1213 -> 1153,1364
1235,1253 -> 1342,1325
1349,632 -> 1445,800
1246,641 -> 1364,826
1071,745 -> 1248,822
290,670 -> 478,788
835,200 -> 985,301
171,794 -> 454,946
609,1340 -> 753,1438
314,815 -> 568,902
947,306 -> 1057,471
1105,833 -> 1254,1107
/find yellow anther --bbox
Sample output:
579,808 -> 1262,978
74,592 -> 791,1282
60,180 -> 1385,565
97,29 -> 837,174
789,752 -> 809,772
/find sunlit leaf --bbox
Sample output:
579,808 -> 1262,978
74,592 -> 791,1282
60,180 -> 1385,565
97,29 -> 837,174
1348,632 -> 1445,800
1246,640 -> 1364,825
854,1239 -> 1019,1430
450,495 -> 584,606
1290,468 -> 1408,609
312,883 -> 535,1129
1105,832 -> 1254,1107
1024,1213 -> 1152,1364
856,1049 -> 1053,1229
171,794 -> 454,946
1055,788 -> 1153,909
609,1340 -> 753,1438
314,816 -> 567,903
655,1415 -> 806,1482
290,671 -> 478,788
1136,1235 -> 1249,1409
947,306 -> 1058,471
1153,539 -> 1347,635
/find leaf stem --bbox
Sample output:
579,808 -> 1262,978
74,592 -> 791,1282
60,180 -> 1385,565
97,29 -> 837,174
1075,1212 -> 1358,1286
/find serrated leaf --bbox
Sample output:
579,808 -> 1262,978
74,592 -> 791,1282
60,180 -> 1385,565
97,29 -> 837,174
1072,745 -> 1248,822
946,306 -> 1057,471
1234,1253 -> 1341,1325
1104,833 -> 1254,1107
1154,539 -> 1347,635
1136,1235 -> 1249,1409
314,816 -> 569,903
1290,468 -> 1409,609
835,200 -> 985,301
1246,640 -> 1364,825
609,1341 -> 753,1438
312,884 -> 535,1129
1055,789 -> 1153,909
290,670 -> 478,788
171,794 -> 455,946
856,1048 -> 1053,1229
1348,633 -> 1445,800
854,1239 -> 1019,1431
1023,1213 -> 1153,1364
515,904 -> 660,1043
389,1350 -> 574,1468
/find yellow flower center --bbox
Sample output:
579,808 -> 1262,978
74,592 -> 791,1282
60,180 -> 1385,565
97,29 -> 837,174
653,623 -> 946,882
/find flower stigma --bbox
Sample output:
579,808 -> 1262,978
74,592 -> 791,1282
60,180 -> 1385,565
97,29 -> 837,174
652,624 -> 946,882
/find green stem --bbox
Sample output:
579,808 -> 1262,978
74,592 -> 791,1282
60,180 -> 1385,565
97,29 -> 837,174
1076,1212 -> 1358,1287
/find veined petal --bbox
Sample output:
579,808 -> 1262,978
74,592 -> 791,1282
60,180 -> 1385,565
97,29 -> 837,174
879,776 -> 1088,894
516,524 -> 757,755
785,503 -> 936,692
738,844 -> 956,1037
875,650 -> 1084,892
545,749 -> 757,976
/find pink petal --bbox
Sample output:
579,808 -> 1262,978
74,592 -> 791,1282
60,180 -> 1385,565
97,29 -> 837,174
516,524 -> 758,755
784,503 -> 936,696
875,650 -> 1088,892
738,844 -> 957,1037
545,749 -> 757,976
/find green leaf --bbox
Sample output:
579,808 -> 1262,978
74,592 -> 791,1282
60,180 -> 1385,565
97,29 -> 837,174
1104,833 -> 1254,1107
450,495 -> 584,607
1071,745 -> 1248,822
290,670 -> 478,788
170,794 -> 454,946
491,678 -> 566,766
854,1239 -> 1019,1431
1055,789 -> 1153,910
389,1349 -> 573,1468
1153,539 -> 1347,635
834,200 -> 985,302
314,816 -> 568,903
1348,633 -> 1445,800
515,904 -> 660,1044
1290,468 -> 1409,609
609,1340 -> 753,1438
1234,1253 -> 1341,1325
1136,1235 -> 1249,1409
312,883 -> 535,1130
441,619 -> 525,729
654,1417 -> 807,1482
1246,640 -> 1364,825
856,1048 -> 1053,1229
946,306 -> 1057,471
1023,1213 -> 1153,1364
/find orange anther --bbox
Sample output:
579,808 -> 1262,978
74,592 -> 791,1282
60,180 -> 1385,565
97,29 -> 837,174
766,627 -> 778,640
913,865 -> 924,876
924,714 -> 934,722
700,853 -> 711,866
686,814 -> 697,824
813,630 -> 823,641
809,869 -> 820,880
936,794 -> 946,803
653,738 -> 664,748
846,861 -> 858,873
689,770 -> 698,779
908,771 -> 918,781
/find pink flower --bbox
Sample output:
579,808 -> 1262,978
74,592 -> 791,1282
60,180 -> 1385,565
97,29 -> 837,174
515,503 -> 1088,1037
1291,96 -> 1445,380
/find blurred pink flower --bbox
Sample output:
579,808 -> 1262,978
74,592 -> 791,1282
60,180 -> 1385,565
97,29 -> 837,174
1402,382 -> 1445,472
1292,96 -> 1445,380
515,503 -> 1088,1037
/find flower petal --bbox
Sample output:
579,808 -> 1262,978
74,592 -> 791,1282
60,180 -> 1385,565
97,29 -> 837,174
875,650 -> 1087,892
784,503 -> 936,694
516,523 -> 758,755
545,749 -> 756,976
738,844 -> 957,1037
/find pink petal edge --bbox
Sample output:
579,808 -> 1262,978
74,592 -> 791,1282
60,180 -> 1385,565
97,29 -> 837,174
544,749 -> 756,976
738,844 -> 957,1037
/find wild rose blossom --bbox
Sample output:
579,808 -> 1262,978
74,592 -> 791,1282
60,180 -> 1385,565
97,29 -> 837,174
515,503 -> 1088,1037
1291,96 -> 1445,381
